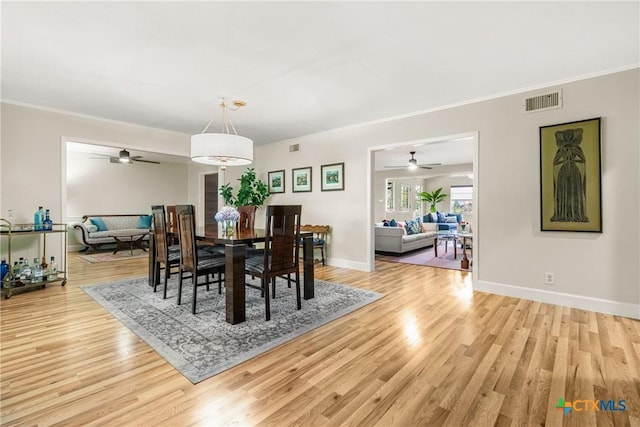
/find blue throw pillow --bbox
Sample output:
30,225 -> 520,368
447,213 -> 463,223
138,215 -> 152,229
437,212 -> 447,223
405,218 -> 422,235
422,214 -> 433,223
389,219 -> 397,227
89,217 -> 108,231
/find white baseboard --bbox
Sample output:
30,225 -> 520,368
326,257 -> 369,272
476,280 -> 640,320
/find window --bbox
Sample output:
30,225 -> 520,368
400,183 -> 411,211
386,180 -> 394,211
414,184 -> 423,217
450,185 -> 473,214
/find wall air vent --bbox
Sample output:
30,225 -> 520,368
524,90 -> 562,113
289,144 -> 300,152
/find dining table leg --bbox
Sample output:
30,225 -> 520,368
225,243 -> 247,324
302,234 -> 314,299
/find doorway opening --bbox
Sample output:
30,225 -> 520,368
367,132 -> 479,283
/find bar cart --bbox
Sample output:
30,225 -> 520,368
1,219 -> 68,299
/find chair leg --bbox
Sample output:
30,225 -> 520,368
321,248 -> 325,266
217,272 -> 222,294
153,261 -> 160,292
177,270 -> 183,305
192,274 -> 198,315
163,264 -> 169,299
264,276 -> 271,321
272,277 -> 277,297
295,270 -> 301,310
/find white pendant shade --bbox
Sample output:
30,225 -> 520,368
191,133 -> 253,166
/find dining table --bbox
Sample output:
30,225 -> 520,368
149,229 -> 315,324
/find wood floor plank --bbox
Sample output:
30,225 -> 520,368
0,252 -> 638,426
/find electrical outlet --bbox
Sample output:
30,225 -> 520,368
544,272 -> 555,285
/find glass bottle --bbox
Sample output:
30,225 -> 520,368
33,258 -> 43,283
0,259 -> 8,282
48,256 -> 58,281
12,261 -> 21,287
34,206 -> 45,231
21,259 -> 31,283
43,209 -> 53,231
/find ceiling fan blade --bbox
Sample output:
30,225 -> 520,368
132,159 -> 160,164
418,166 -> 433,169
383,166 -> 407,169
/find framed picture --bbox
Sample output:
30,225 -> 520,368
292,167 -> 312,192
268,170 -> 285,194
321,162 -> 345,191
540,117 -> 602,232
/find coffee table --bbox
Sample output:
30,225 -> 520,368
434,232 -> 458,258
113,232 -> 148,255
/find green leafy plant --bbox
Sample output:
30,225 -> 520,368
419,187 -> 448,213
219,168 -> 270,208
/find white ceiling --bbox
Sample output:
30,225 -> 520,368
3,2 -> 639,159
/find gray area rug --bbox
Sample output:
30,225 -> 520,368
82,276 -> 382,383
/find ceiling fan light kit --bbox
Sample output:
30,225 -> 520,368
118,149 -> 131,163
191,98 -> 254,169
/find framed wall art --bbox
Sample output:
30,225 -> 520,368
321,162 -> 344,191
539,117 -> 602,232
268,170 -> 285,194
292,167 -> 312,192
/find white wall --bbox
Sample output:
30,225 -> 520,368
246,69 -> 640,318
67,151 -> 188,217
1,69 -> 638,318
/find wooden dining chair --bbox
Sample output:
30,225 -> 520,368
245,205 -> 302,321
151,205 -> 181,299
176,205 -> 226,314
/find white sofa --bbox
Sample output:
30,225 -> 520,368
374,222 -> 439,254
73,214 -> 151,252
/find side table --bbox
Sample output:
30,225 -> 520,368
459,233 -> 473,269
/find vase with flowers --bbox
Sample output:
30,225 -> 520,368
215,206 -> 240,236
460,221 -> 468,233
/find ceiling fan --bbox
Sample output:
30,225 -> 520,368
91,149 -> 160,164
384,151 -> 441,170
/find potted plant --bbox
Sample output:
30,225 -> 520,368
419,187 -> 448,213
219,168 -> 270,209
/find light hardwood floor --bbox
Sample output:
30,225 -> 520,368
1,253 -> 639,426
